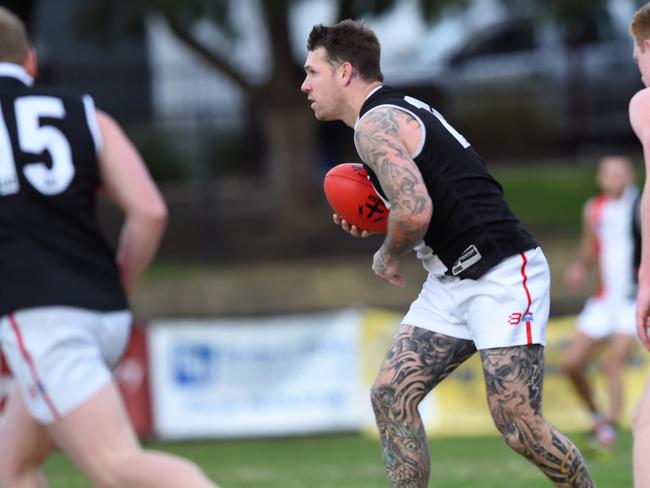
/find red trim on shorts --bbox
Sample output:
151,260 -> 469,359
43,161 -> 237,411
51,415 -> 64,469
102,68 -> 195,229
519,252 -> 533,345
8,314 -> 62,421
590,195 -> 607,298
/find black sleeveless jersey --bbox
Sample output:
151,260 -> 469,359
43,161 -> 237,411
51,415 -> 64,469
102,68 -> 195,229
0,65 -> 127,315
356,86 -> 537,280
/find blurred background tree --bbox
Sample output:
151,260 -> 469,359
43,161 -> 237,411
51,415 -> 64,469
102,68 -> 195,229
71,0 -> 475,224
7,0 -> 643,262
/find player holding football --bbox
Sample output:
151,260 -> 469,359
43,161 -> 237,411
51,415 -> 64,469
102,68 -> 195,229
0,7 -> 218,488
302,20 -> 594,487
629,4 -> 650,487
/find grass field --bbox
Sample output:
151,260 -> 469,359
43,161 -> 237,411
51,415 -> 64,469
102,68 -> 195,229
491,164 -> 601,233
44,430 -> 633,487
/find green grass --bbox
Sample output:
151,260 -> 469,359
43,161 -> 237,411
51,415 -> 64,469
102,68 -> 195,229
44,430 -> 632,487
491,164 -> 598,233
492,162 -> 646,234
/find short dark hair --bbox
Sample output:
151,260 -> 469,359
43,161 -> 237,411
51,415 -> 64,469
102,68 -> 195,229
632,3 -> 650,51
307,19 -> 383,82
0,7 -> 29,64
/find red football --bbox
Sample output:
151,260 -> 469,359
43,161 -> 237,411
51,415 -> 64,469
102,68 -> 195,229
323,163 -> 389,233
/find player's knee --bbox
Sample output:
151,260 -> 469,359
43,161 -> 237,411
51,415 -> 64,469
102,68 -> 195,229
601,355 -> 623,377
84,450 -> 138,488
370,382 -> 393,413
0,462 -> 47,488
0,450 -> 44,486
370,380 -> 426,417
90,466 -> 122,488
495,419 -> 537,456
561,356 -> 581,376
489,407 -> 539,454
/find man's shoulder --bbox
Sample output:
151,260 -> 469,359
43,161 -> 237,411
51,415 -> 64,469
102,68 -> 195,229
630,87 -> 650,111
0,82 -> 91,107
34,84 -> 89,100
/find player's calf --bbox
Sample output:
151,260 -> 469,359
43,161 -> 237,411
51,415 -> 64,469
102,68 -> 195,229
482,345 -> 594,487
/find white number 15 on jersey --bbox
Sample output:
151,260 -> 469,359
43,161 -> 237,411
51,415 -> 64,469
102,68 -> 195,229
0,95 -> 75,196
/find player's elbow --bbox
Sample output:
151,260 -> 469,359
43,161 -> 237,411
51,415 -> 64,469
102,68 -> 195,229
149,199 -> 168,229
408,195 -> 432,228
135,195 -> 168,230
410,211 -> 432,232
394,212 -> 430,241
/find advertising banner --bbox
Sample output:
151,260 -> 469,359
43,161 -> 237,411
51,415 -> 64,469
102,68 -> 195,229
149,309 -> 365,439
114,324 -> 153,437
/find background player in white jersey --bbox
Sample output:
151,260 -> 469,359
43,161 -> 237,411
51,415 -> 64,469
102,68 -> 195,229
302,19 -> 593,488
562,155 -> 639,449
0,7 -> 218,488
629,3 -> 650,486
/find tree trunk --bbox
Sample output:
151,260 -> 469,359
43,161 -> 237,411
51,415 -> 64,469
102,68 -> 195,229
257,104 -> 325,230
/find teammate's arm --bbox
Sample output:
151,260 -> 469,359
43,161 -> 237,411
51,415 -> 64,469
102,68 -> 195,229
355,107 -> 433,286
564,201 -> 596,291
630,88 -> 650,350
95,110 -> 168,293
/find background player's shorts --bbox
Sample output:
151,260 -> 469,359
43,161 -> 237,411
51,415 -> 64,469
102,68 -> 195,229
0,306 -> 132,424
402,247 -> 550,350
577,296 -> 637,340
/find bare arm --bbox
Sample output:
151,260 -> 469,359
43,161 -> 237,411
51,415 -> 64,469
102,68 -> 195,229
96,110 -> 168,293
630,88 -> 650,349
355,107 -> 433,285
564,201 -> 596,290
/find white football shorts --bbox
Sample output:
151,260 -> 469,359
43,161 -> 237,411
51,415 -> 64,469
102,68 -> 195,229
576,296 -> 637,340
403,247 -> 550,350
0,306 -> 132,424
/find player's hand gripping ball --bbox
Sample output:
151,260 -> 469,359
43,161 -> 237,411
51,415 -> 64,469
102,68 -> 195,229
323,163 -> 389,234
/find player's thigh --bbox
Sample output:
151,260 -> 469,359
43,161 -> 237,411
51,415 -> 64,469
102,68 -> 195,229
467,248 -> 550,350
373,324 -> 476,395
480,344 -> 545,420
563,332 -> 600,369
46,380 -> 139,481
602,333 -> 635,366
0,385 -> 55,471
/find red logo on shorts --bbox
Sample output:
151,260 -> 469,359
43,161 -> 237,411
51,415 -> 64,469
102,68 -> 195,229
508,312 -> 534,325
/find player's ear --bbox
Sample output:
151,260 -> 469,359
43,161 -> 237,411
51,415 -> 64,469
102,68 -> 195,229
644,39 -> 650,53
24,48 -> 38,79
340,61 -> 354,86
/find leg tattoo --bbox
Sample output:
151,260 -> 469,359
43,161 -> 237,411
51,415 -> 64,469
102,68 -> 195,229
371,325 -> 476,487
481,345 -> 595,487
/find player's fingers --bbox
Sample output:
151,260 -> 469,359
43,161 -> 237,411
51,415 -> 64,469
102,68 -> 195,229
643,320 -> 650,351
332,213 -> 342,226
642,333 -> 650,352
388,273 -> 406,288
637,314 -> 650,351
349,225 -> 365,237
375,269 -> 405,288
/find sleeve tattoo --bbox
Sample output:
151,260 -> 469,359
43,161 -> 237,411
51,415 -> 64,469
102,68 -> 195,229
355,108 -> 432,257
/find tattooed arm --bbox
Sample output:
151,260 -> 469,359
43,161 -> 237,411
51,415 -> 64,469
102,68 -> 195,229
355,107 -> 433,286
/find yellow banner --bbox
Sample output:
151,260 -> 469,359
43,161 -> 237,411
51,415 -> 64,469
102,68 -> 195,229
360,310 -> 650,436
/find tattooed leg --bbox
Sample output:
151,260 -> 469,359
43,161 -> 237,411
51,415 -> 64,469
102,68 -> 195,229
370,325 -> 476,488
481,345 -> 595,488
